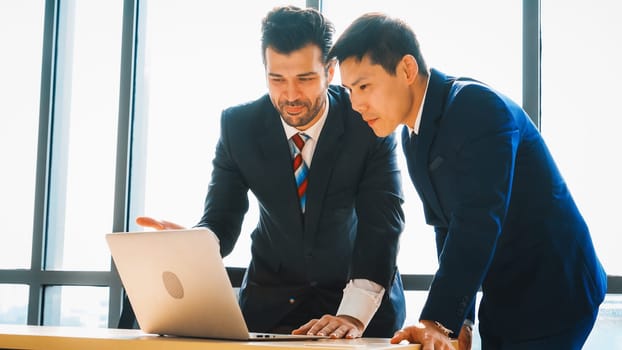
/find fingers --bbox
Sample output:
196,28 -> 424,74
307,316 -> 334,336
328,325 -> 346,338
343,326 -> 361,339
391,326 -> 455,350
135,216 -> 186,230
294,315 -> 362,339
390,329 -> 408,344
330,324 -> 360,339
458,324 -> 473,350
160,219 -> 185,229
136,216 -> 165,230
291,319 -> 316,335
292,317 -> 328,336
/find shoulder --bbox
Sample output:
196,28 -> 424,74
445,74 -> 520,117
328,85 -> 396,148
221,93 -> 273,126
430,68 -> 506,111
444,76 -> 525,135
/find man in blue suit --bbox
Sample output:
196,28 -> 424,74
329,12 -> 607,350
137,6 -> 406,339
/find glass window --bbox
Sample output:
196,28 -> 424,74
541,1 -> 621,275
0,0 -> 45,269
43,286 -> 109,327
46,0 -> 123,271
585,295 -> 622,348
0,284 -> 29,325
323,0 -> 522,274
135,1 -> 305,268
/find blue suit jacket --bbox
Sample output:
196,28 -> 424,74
197,86 -> 406,337
403,69 -> 607,340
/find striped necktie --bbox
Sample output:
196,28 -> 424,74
290,133 -> 310,213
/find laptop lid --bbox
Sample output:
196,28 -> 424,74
106,228 -> 326,341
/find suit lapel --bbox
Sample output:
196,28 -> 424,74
303,93 -> 344,239
257,102 -> 306,229
411,69 -> 455,226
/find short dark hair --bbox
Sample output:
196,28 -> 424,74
261,5 -> 335,65
328,12 -> 428,76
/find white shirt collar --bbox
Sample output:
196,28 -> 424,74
408,75 -> 430,137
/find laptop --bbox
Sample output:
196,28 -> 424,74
105,228 -> 328,341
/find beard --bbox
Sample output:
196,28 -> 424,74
276,94 -> 326,129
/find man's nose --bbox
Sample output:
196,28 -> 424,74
350,92 -> 366,113
285,81 -> 301,100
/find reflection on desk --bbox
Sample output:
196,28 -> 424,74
0,324 -> 458,350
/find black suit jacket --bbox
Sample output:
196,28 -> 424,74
403,69 -> 607,340
197,86 -> 406,337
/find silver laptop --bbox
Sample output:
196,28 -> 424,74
106,228 -> 328,341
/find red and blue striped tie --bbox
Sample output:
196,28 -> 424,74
290,133 -> 310,213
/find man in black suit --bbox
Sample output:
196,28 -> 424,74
137,6 -> 406,339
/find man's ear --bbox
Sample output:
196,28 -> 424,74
325,58 -> 337,83
400,54 -> 419,84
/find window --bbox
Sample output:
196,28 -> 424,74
42,286 -> 108,327
46,0 -> 123,271
0,0 -> 45,269
541,5 -> 622,346
0,0 -> 45,326
0,285 -> 28,325
541,0 -> 622,276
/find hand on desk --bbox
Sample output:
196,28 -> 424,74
136,216 -> 185,230
292,314 -> 364,339
391,319 -> 472,350
457,322 -> 473,350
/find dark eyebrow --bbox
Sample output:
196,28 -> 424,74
298,72 -> 319,78
267,71 -> 318,78
343,77 -> 364,89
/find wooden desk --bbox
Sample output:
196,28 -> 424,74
0,325 -> 458,350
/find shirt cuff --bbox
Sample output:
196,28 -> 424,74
336,279 -> 385,329
463,318 -> 474,329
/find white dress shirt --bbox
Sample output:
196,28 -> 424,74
408,75 -> 430,137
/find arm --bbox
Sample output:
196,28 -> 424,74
292,279 -> 383,338
421,88 -> 519,338
339,132 -> 404,329
351,131 -> 405,288
195,109 -> 250,257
